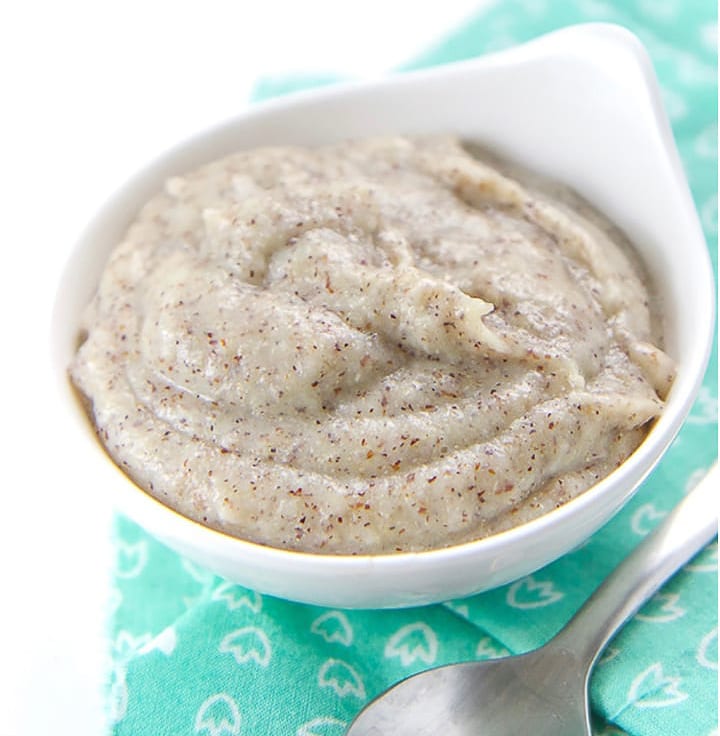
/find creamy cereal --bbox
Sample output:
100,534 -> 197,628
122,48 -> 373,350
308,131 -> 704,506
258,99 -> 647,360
71,136 -> 674,553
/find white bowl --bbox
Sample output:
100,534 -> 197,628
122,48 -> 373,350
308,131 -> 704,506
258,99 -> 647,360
51,23 -> 714,608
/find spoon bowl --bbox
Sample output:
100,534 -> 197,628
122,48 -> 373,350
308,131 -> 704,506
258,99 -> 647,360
347,651 -> 590,736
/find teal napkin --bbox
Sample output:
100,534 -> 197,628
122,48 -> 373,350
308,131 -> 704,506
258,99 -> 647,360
109,2 -> 717,734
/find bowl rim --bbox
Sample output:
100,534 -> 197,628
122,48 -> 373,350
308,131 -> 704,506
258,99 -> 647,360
51,22 -> 716,582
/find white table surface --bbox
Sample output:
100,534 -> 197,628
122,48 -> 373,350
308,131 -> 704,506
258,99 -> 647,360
0,2 -> 487,733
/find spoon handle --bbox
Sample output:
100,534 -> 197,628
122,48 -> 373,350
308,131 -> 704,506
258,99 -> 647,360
552,463 -> 718,667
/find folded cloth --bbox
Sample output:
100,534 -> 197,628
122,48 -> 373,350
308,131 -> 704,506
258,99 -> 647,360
109,2 -> 717,734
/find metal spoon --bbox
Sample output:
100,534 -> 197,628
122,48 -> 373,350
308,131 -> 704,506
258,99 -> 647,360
346,464 -> 718,736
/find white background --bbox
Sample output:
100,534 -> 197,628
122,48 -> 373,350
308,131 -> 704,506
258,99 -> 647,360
0,1 -> 489,734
